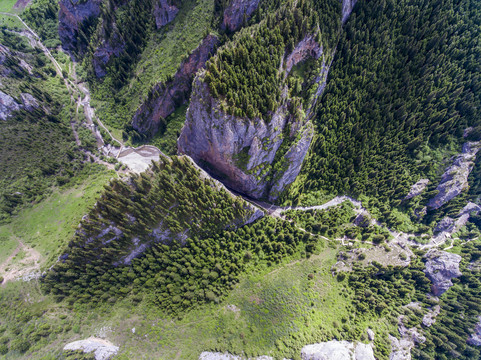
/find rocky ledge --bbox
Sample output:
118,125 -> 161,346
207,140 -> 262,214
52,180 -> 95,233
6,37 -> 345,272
424,249 -> 462,296
58,0 -> 103,57
0,90 -> 38,121
177,32 -> 330,201
63,337 -> 119,360
428,141 -> 481,209
132,35 -> 219,136
222,0 -> 260,32
154,0 -> 179,29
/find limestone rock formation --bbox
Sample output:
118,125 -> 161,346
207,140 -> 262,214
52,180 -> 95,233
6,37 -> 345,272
178,32 -> 327,201
468,316 -> 481,346
222,0 -> 260,32
301,341 -> 375,360
0,90 -> 20,120
342,0 -> 358,23
404,179 -> 429,200
91,25 -> 125,78
422,305 -> 441,327
424,249 -> 462,296
132,35 -> 219,136
154,0 -> 179,29
58,0 -> 103,58
428,141 -> 481,209
199,353 -> 273,360
63,337 -> 119,360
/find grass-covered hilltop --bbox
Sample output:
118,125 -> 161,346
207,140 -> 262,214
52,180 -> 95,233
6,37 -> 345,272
0,0 -> 481,359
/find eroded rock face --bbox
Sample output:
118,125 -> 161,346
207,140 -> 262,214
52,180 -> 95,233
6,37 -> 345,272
178,33 -> 328,201
468,316 -> 481,346
178,71 -> 315,201
301,341 -> 375,360
132,35 -> 219,136
428,141 -> 481,209
424,249 -> 462,296
222,0 -> 260,32
154,0 -> 179,29
342,0 -> 357,23
199,353 -> 273,360
404,179 -> 429,200
63,338 -> 119,360
91,26 -> 125,78
58,0 -> 103,58
422,305 -> 441,327
0,90 -> 20,120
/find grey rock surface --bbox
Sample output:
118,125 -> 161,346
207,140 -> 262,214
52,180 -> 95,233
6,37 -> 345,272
342,0 -> 358,23
404,179 -> 429,200
422,305 -> 441,327
428,141 -> 481,209
63,338 -> 119,360
132,35 -> 219,136
0,90 -> 19,120
424,249 -> 462,296
154,0 -> 179,28
199,353 -> 273,360
222,0 -> 260,32
20,93 -> 38,111
468,316 -> 481,346
301,341 -> 375,360
58,0 -> 103,58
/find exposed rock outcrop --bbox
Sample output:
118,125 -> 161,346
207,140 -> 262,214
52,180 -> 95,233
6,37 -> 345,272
424,249 -> 462,296
0,90 -> 20,120
63,338 -> 119,360
301,341 -> 375,360
389,314 -> 426,360
154,0 -> 179,29
404,179 -> 429,200
222,0 -> 260,32
199,353 -> 273,360
342,0 -> 358,23
178,32 -> 329,201
428,141 -> 481,209
132,35 -> 219,136
91,27 -> 125,78
0,90 -> 39,120
468,316 -> 481,346
422,305 -> 440,327
58,0 -> 103,58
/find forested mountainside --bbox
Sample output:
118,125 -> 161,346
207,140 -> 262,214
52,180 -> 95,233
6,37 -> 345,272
0,0 -> 481,359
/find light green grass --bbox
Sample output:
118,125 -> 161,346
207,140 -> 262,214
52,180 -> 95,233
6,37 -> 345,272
0,227 -> 17,266
0,14 -> 24,29
0,0 -> 18,13
0,165 -> 115,268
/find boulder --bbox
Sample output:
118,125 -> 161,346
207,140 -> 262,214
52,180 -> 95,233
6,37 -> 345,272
301,341 -> 375,360
404,179 -> 429,200
424,249 -> 462,296
63,338 -> 119,360
0,90 -> 20,120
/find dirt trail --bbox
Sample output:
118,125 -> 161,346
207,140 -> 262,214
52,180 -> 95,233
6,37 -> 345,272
0,236 -> 41,285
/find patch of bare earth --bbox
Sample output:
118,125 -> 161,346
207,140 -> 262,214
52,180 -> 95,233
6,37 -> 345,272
13,0 -> 32,10
0,237 -> 41,285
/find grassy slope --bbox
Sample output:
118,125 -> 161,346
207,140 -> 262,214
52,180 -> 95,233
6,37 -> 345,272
0,165 -> 115,271
0,243 -> 394,360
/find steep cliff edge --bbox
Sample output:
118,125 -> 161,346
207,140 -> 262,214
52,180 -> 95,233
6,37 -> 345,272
58,0 -> 102,58
222,0 -> 260,32
132,35 -> 219,136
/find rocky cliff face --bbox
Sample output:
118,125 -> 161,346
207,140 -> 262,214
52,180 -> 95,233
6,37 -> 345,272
424,249 -> 462,296
341,0 -> 357,23
132,35 -> 219,136
222,0 -> 260,32
178,33 -> 329,201
428,141 -> 481,209
58,0 -> 103,58
154,0 -> 179,29
91,21 -> 126,78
